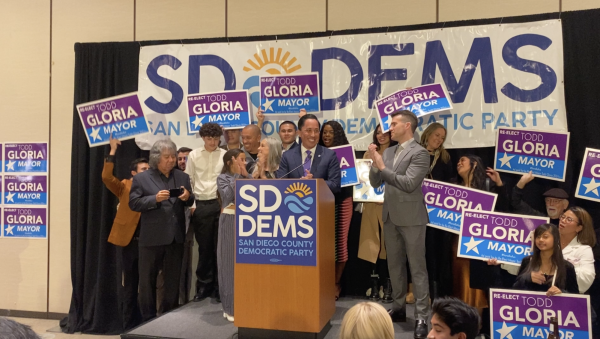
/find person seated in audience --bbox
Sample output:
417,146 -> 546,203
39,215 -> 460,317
510,171 -> 569,225
428,297 -> 480,339
559,206 -> 596,293
339,302 -> 394,339
0,317 -> 41,339
252,137 -> 282,179
512,223 -> 579,295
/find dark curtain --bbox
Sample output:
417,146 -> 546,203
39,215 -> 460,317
66,8 -> 600,332
63,42 -> 145,334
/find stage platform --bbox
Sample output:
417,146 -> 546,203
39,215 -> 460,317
123,297 -> 421,339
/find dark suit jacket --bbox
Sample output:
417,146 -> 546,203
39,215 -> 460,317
102,161 -> 140,247
275,144 -> 341,194
129,168 -> 194,247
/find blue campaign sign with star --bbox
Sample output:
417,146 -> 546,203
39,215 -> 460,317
3,207 -> 47,238
259,73 -> 320,116
4,143 -> 48,173
186,90 -> 251,133
495,128 -> 569,181
575,148 -> 600,203
458,210 -> 548,265
4,175 -> 47,205
490,289 -> 591,339
353,160 -> 384,202
236,179 -> 318,266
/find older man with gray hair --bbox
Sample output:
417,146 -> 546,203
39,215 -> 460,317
129,139 -> 194,322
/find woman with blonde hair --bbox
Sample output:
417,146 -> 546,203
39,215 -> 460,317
339,302 -> 394,339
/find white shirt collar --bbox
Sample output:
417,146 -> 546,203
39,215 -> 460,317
301,144 -> 317,155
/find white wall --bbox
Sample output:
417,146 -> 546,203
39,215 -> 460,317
0,0 -> 597,315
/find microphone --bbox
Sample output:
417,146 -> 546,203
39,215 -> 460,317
279,163 -> 305,178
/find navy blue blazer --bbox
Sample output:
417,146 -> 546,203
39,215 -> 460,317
129,168 -> 194,247
276,144 -> 341,194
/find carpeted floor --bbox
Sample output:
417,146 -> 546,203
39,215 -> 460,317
124,296 -> 421,339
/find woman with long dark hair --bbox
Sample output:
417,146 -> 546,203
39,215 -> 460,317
319,120 -> 353,300
514,223 -> 578,295
420,123 -> 454,301
216,149 -> 249,322
358,124 -> 397,302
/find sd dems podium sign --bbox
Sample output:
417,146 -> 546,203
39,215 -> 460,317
236,180 -> 317,266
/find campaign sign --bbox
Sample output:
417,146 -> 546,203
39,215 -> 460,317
330,145 -> 359,187
353,160 -> 385,203
376,83 -> 452,133
186,90 -> 251,133
490,289 -> 591,339
495,128 -> 570,181
4,143 -> 48,173
4,175 -> 47,205
458,210 -> 549,265
236,180 -> 317,266
422,179 -> 497,234
76,92 -> 150,147
575,148 -> 600,203
260,73 -> 320,115
3,208 -> 47,238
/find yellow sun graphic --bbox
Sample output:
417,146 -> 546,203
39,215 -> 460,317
284,182 -> 313,198
243,47 -> 302,75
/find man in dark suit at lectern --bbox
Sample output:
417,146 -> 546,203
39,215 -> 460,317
368,110 -> 430,339
129,139 -> 194,322
275,114 -> 341,194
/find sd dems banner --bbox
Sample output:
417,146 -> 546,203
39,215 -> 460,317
490,289 -> 591,339
422,179 -> 497,234
3,208 -> 47,238
495,128 -> 569,181
77,92 -> 151,147
4,143 -> 48,173
4,175 -> 47,205
458,210 -> 549,265
236,180 -> 317,266
376,84 -> 452,133
330,145 -> 359,187
137,20 -> 566,151
186,90 -> 251,133
260,73 -> 320,116
575,148 -> 600,203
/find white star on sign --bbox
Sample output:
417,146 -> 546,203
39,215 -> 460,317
463,236 -> 484,254
90,127 -> 102,141
6,160 -> 15,171
583,178 -> 600,196
385,115 -> 393,129
498,152 -> 515,168
5,224 -> 14,235
262,98 -> 275,112
495,321 -> 517,339
427,207 -> 435,214
192,116 -> 205,128
6,192 -> 15,203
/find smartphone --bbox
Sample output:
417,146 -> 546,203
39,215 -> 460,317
169,187 -> 184,198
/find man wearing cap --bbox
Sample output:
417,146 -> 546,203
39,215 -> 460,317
511,171 -> 569,224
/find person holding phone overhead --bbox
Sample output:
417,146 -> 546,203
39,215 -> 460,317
129,139 -> 194,321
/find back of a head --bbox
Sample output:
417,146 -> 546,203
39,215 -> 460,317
432,297 -> 480,339
0,317 -> 41,339
339,302 -> 394,339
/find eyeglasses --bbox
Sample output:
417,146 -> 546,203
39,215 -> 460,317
559,215 -> 579,224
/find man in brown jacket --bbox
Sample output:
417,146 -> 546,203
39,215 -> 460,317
102,135 -> 149,330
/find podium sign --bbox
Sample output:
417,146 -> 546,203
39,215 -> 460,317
236,180 -> 317,266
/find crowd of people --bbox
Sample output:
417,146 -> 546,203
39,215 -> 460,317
99,108 -> 599,338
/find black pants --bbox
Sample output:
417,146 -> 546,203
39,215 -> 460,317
192,199 -> 221,294
138,242 -> 183,322
118,237 -> 142,330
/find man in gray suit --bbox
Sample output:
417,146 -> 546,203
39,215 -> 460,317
368,110 -> 430,339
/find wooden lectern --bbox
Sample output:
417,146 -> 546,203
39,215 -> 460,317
235,179 -> 336,339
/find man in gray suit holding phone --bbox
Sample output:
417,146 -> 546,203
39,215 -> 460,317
368,110 -> 430,339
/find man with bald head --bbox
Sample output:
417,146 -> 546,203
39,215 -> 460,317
241,124 -> 262,173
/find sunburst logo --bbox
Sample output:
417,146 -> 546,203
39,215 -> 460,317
242,47 -> 303,108
283,182 -> 314,214
243,47 -> 302,75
